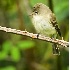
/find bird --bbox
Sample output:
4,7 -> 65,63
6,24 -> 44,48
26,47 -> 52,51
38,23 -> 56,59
30,3 -> 61,55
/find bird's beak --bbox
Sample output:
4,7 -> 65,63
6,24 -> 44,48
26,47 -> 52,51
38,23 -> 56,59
29,13 -> 33,16
29,13 -> 34,18
29,14 -> 32,16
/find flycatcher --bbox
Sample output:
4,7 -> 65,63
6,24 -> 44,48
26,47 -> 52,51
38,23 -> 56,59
30,3 -> 61,55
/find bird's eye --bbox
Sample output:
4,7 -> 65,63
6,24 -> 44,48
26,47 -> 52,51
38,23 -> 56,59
35,11 -> 38,14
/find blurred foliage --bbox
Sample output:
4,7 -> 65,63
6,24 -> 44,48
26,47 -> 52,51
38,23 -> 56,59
17,40 -> 35,50
53,0 -> 69,21
0,66 -> 16,70
0,0 -> 69,70
11,46 -> 21,62
0,40 -> 34,61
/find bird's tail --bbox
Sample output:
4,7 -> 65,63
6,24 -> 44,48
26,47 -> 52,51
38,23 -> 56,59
52,43 -> 60,55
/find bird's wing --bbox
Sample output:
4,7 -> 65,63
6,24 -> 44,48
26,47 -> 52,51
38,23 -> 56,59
50,13 -> 61,37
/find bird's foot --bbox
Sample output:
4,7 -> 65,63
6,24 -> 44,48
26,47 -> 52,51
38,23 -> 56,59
37,33 -> 40,39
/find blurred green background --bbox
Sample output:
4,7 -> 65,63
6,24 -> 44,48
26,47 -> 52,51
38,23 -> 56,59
0,0 -> 69,70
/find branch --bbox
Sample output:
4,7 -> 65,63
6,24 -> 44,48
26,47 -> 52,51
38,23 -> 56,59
0,26 -> 69,47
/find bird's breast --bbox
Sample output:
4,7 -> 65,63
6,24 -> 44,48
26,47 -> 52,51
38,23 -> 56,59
32,15 -> 56,36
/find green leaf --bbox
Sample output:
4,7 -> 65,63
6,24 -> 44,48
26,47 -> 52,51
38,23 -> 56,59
0,51 -> 7,60
2,41 -> 12,53
0,66 -> 16,70
11,47 -> 21,62
17,40 -> 35,50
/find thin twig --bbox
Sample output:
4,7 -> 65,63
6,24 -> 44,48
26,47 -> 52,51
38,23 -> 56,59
0,26 -> 69,47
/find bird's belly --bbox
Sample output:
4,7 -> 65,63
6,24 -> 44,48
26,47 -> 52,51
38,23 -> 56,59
32,16 -> 56,36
